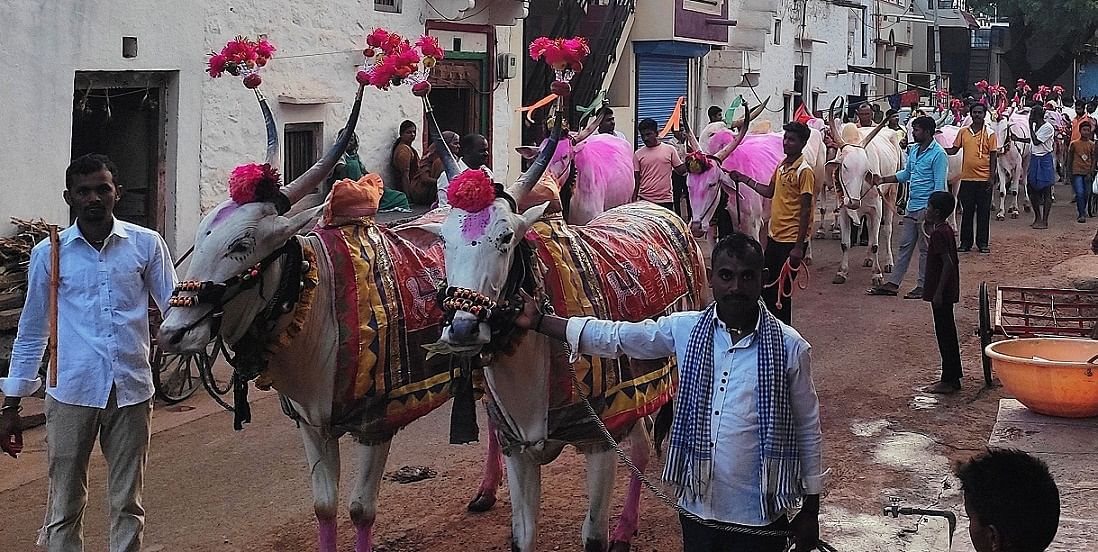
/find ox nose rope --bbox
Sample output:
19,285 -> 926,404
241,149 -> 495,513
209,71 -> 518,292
765,259 -> 810,311
564,364 -> 838,551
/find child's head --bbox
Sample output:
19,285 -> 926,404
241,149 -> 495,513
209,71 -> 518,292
926,190 -> 955,223
1081,120 -> 1094,140
958,448 -> 1060,552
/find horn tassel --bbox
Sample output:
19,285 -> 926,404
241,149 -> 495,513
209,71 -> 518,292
278,84 -> 365,209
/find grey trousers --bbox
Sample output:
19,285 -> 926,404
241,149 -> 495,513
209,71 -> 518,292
886,207 -> 928,289
44,388 -> 152,552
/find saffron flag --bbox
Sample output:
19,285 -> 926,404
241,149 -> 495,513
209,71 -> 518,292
793,103 -> 813,124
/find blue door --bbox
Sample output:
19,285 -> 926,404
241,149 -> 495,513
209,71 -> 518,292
635,54 -> 689,145
1079,63 -> 1098,99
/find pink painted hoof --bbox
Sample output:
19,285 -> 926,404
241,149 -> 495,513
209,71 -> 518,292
608,540 -> 632,552
467,491 -> 497,512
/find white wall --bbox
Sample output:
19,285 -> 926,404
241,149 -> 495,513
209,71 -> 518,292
0,0 -> 204,253
201,1 -> 525,222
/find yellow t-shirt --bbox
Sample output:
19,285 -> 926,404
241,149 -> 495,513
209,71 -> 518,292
768,155 -> 815,243
952,126 -> 998,181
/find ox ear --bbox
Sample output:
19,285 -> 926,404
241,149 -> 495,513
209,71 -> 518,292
518,201 -> 550,232
516,146 -> 541,160
273,204 -> 325,243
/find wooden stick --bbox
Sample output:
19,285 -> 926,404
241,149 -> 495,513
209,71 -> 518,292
47,225 -> 59,388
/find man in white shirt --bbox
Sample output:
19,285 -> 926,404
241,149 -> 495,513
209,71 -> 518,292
595,106 -> 630,142
699,105 -> 728,152
1028,104 -> 1058,229
0,154 -> 177,552
516,232 -> 824,552
437,133 -> 493,206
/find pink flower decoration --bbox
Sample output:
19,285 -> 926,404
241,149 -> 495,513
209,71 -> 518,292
207,36 -> 275,84
229,163 -> 281,204
974,79 -> 988,92
208,53 -> 227,78
416,35 -> 445,60
366,28 -> 391,49
529,36 -> 589,71
447,169 -> 496,212
684,151 -> 712,174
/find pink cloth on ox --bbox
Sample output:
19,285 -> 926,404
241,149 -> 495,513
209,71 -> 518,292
572,134 -> 633,196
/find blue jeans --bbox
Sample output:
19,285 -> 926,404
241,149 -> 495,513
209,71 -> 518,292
887,208 -> 927,289
1072,175 -> 1090,219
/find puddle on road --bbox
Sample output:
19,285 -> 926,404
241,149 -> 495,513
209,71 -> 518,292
910,395 -> 939,410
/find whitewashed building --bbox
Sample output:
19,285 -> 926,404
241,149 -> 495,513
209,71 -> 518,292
0,0 -> 529,254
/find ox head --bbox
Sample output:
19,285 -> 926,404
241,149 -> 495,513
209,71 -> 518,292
159,86 -> 365,352
432,111 -> 563,348
825,100 -> 888,213
685,104 -> 752,237
515,111 -> 605,186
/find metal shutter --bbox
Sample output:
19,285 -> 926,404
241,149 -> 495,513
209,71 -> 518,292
635,55 -> 688,145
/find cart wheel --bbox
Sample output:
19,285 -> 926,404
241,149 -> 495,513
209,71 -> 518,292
151,346 -> 204,404
979,282 -> 993,387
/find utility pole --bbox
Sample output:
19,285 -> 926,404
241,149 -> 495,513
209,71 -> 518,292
932,0 -> 943,94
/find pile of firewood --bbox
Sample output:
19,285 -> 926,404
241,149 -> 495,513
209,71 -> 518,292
0,218 -> 55,331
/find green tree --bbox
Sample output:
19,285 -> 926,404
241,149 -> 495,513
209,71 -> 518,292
968,0 -> 1098,84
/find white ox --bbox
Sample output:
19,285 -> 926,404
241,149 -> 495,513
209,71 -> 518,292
516,112 -> 634,225
427,111 -> 707,552
991,108 -> 1033,219
826,119 -> 903,285
159,88 -> 506,552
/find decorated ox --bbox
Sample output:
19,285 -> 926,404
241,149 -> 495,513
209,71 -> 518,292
991,108 -> 1033,219
430,110 -> 707,552
826,115 -> 902,285
159,87 -> 509,552
516,112 -> 634,225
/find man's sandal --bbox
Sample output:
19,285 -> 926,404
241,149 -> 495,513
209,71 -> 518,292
866,286 -> 898,296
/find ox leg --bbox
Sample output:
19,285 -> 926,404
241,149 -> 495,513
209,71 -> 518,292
348,440 -> 392,552
881,198 -> 896,274
868,209 -> 885,285
609,423 -> 652,552
581,448 -> 618,552
506,454 -> 542,552
996,167 -> 1008,221
301,424 -> 341,552
834,214 -> 851,284
468,414 -> 504,512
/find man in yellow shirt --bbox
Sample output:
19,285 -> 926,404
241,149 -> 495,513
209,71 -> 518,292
945,103 -> 998,253
728,122 -> 815,324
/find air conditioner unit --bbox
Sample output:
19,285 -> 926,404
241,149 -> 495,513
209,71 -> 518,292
497,53 -> 518,80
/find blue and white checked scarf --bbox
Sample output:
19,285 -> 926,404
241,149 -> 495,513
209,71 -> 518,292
663,301 -> 803,518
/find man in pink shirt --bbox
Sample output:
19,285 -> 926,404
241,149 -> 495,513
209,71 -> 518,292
634,118 -> 686,210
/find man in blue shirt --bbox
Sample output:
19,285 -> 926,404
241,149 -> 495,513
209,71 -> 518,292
868,116 -> 949,298
0,154 -> 177,551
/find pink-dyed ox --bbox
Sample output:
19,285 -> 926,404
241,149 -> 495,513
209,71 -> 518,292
517,115 -> 634,225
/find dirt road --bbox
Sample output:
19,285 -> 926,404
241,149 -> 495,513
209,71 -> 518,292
2,202 -> 1094,551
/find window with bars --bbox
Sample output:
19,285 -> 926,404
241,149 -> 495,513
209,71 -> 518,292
375,0 -> 401,13
284,123 -> 324,192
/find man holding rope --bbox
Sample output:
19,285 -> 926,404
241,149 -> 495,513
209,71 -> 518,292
727,121 -> 815,325
516,233 -> 825,552
0,154 -> 177,551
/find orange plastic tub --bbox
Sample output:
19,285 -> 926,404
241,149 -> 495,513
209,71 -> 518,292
985,338 -> 1098,418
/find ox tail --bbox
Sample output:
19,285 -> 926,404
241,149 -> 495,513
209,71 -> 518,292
653,399 -> 674,457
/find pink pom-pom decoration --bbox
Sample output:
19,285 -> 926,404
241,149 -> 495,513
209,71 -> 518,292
446,169 -> 496,213
207,36 -> 275,89
974,79 -> 989,92
416,35 -> 445,62
229,163 -> 281,204
684,151 -> 712,175
359,29 -> 445,93
528,36 -> 589,72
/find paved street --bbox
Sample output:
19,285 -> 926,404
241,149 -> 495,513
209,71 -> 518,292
2,201 -> 1095,551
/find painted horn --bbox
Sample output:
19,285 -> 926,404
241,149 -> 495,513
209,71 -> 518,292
278,84 -> 365,209
827,96 -> 844,123
508,108 -> 564,204
728,97 -> 769,130
425,98 -> 461,180
860,118 -> 889,148
573,110 -> 606,144
256,89 -> 279,168
717,102 -> 751,162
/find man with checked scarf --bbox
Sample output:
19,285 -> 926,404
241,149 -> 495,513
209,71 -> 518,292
516,233 -> 825,552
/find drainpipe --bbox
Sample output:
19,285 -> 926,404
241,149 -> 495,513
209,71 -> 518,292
933,0 -> 943,93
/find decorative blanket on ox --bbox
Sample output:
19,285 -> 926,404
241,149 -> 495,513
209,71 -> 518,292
505,202 -> 707,449
310,221 -> 453,443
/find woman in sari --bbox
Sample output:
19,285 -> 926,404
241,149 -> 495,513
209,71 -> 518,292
390,120 -> 436,205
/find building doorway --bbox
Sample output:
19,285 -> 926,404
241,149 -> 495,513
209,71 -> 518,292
429,55 -> 489,148
71,72 -> 170,232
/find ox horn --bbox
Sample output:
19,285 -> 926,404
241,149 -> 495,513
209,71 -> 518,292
860,118 -> 889,147
827,96 -> 845,124
573,109 -> 606,144
508,107 -> 564,205
256,89 -> 279,168
278,84 -> 365,210
716,102 -> 751,162
729,97 -> 769,129
425,98 -> 461,180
